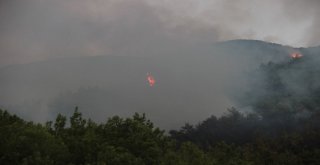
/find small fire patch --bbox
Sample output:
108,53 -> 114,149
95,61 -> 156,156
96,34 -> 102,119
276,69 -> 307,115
290,52 -> 303,59
147,73 -> 156,87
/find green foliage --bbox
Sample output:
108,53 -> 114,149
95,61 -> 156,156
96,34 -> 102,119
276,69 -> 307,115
0,110 -> 68,165
54,113 -> 66,136
1,107 -> 320,164
100,113 -> 167,164
97,145 -> 144,165
161,142 -> 213,165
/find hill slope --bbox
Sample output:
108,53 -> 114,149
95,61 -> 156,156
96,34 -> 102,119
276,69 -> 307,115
1,40 -> 318,128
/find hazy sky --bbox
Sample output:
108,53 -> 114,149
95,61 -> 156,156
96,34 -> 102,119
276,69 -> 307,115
0,0 -> 319,66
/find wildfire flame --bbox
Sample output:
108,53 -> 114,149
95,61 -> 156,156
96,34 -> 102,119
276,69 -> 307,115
147,73 -> 156,87
290,52 -> 303,59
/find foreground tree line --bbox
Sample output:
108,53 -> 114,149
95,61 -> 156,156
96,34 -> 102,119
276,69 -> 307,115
1,107 -> 320,165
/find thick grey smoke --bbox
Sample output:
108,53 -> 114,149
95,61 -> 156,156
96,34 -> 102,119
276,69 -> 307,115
0,0 -> 318,67
0,0 -> 319,129
0,0 -> 222,67
280,0 -> 320,47
0,40 -> 300,129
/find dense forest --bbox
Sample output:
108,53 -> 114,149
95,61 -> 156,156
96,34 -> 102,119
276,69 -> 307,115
1,107 -> 320,165
2,56 -> 320,165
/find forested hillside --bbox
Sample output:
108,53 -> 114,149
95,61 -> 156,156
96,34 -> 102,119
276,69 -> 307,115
2,45 -> 320,164
1,40 -> 317,129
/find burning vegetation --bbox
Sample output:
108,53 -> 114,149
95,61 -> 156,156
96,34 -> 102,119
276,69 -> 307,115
147,73 -> 156,87
290,52 -> 303,59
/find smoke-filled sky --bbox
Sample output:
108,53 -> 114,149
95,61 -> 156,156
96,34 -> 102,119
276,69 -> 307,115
0,0 -> 319,67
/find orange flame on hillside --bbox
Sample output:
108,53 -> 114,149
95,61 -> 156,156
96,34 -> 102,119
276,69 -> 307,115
147,73 -> 156,87
290,52 -> 303,59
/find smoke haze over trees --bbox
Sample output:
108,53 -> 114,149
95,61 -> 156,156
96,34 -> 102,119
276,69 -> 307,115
1,1 -> 320,163
1,0 -> 320,66
1,40 -> 319,129
3,54 -> 320,164
1,0 -> 320,128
